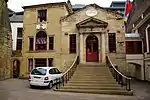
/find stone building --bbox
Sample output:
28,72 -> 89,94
12,1 -> 126,78
0,0 -> 12,80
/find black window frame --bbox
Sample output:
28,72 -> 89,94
69,34 -> 76,53
108,33 -> 116,53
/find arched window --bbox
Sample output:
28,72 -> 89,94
36,31 -> 47,50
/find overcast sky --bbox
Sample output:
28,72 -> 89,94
8,0 -> 126,12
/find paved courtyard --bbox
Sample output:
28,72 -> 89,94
0,79 -> 150,100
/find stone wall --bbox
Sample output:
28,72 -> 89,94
0,0 -> 12,80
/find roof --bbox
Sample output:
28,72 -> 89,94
61,4 -> 123,20
9,12 -> 23,22
72,4 -> 86,9
110,1 -> 125,7
76,17 -> 108,28
125,33 -> 143,38
22,2 -> 66,9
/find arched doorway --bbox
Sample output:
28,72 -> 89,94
86,35 -> 99,62
13,59 -> 20,78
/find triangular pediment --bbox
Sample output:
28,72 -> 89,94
62,4 -> 123,21
76,17 -> 108,28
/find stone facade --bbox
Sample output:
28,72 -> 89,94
0,0 -> 12,80
15,1 -> 126,77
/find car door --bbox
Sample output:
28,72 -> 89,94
53,68 -> 62,80
49,68 -> 57,83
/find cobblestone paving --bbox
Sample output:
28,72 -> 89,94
0,79 -> 150,100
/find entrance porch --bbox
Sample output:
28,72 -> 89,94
76,17 -> 108,64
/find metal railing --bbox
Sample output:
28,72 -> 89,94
55,56 -> 79,89
106,56 -> 132,91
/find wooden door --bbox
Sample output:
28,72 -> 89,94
86,35 -> 99,62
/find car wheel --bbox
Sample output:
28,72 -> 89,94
48,81 -> 53,89
30,85 -> 34,89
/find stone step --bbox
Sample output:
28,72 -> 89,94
72,75 -> 114,79
69,78 -> 116,81
61,85 -> 123,90
54,88 -> 133,96
73,73 -> 112,76
75,71 -> 110,74
68,80 -> 117,84
65,83 -> 119,87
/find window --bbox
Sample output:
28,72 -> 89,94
29,37 -> 34,51
49,36 -> 54,50
49,68 -> 55,74
49,68 -> 61,74
108,33 -> 116,53
126,41 -> 142,54
28,59 -> 33,72
35,58 -> 47,67
69,34 -> 76,53
17,28 -> 23,37
35,31 -> 47,50
48,58 -> 53,67
31,68 -> 47,75
37,10 -> 47,22
16,39 -> 22,50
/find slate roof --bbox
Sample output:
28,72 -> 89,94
9,12 -> 23,22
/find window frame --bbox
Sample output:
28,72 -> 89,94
16,39 -> 22,50
126,41 -> 143,54
37,9 -> 47,22
49,36 -> 54,50
17,28 -> 23,38
29,37 -> 34,51
35,58 -> 47,67
35,31 -> 47,50
108,33 -> 116,53
69,34 -> 76,53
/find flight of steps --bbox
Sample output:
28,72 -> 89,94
54,64 -> 133,95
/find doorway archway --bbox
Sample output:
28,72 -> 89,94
86,35 -> 99,62
13,59 -> 20,78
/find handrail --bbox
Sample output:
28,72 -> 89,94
106,56 -> 132,91
55,56 -> 79,89
63,56 -> 78,76
107,56 -> 131,80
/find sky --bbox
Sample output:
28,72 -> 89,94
8,0 -> 126,12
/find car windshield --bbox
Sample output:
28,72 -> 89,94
31,68 -> 47,75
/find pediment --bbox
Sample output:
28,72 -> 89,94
76,17 -> 108,28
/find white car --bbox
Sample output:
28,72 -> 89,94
29,67 -> 63,89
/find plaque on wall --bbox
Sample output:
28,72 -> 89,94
85,8 -> 98,17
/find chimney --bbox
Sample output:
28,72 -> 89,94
67,0 -> 73,14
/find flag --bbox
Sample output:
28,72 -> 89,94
124,0 -> 133,17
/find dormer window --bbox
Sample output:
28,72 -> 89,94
37,10 -> 47,22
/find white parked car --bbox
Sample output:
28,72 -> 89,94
29,67 -> 63,89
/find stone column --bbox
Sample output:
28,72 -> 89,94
101,33 -> 106,63
33,36 -> 36,51
80,33 -> 84,63
47,36 -> 49,50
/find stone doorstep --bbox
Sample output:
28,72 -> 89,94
62,86 -> 124,90
65,83 -> 119,87
68,81 -> 117,84
54,88 -> 133,96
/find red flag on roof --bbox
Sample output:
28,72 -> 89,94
124,0 -> 133,16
